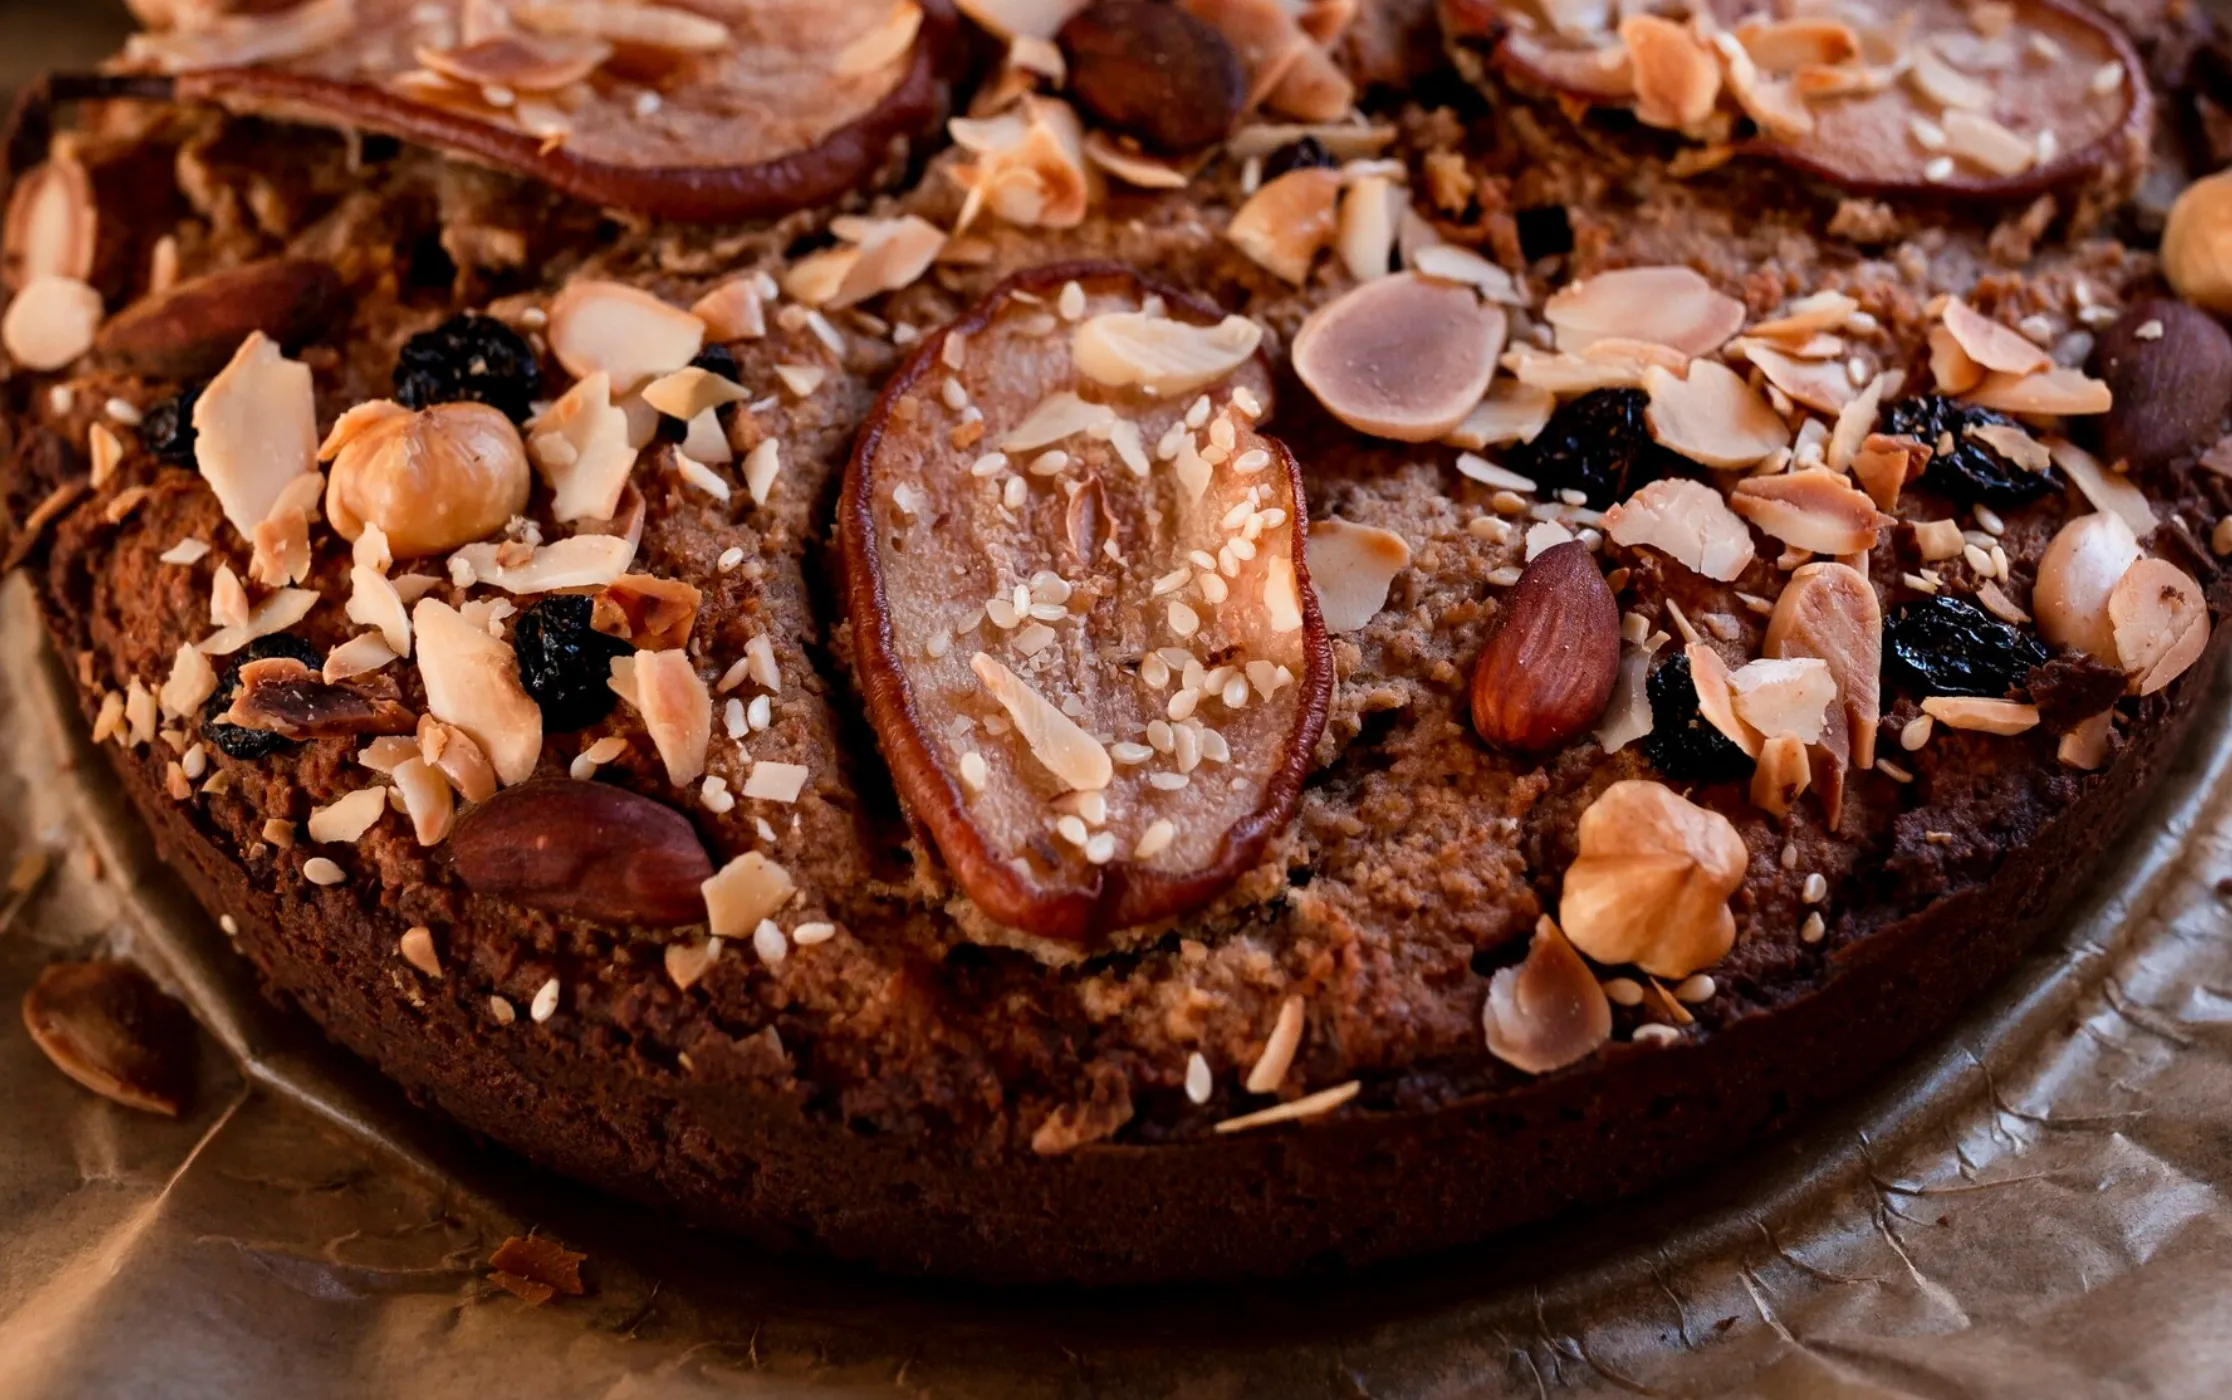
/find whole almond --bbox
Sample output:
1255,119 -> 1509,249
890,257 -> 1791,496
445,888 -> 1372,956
448,778 -> 715,926
1059,0 -> 1246,153
1470,541 -> 1620,752
96,257 -> 340,380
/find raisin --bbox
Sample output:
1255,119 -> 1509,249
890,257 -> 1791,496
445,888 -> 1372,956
1882,396 -> 2057,507
139,386 -> 201,465
392,313 -> 541,423
1504,388 -> 1687,508
1640,653 -> 1754,784
1883,595 -> 2049,699
1262,135 -> 1333,180
513,595 -> 633,732
1515,205 -> 1574,261
201,634 -> 323,759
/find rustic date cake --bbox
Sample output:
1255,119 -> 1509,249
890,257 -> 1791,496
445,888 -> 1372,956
5,0 -> 2232,1283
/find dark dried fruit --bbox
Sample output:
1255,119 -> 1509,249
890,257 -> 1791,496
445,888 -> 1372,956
1884,594 -> 2050,699
22,959 -> 196,1116
202,633 -> 323,759
1470,541 -> 1620,752
1262,135 -> 1334,180
2027,651 -> 2128,730
393,313 -> 542,423
1059,0 -> 1247,153
448,778 -> 714,926
1641,652 -> 1753,784
513,595 -> 633,732
138,385 -> 200,465
1505,387 -> 1686,509
1883,395 -> 2058,507
220,657 -> 416,739
2087,300 -> 2232,473
1515,204 -> 1573,261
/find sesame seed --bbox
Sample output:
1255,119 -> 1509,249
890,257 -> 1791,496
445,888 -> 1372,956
1140,653 -> 1171,687
753,918 -> 789,964
1168,687 -> 1199,722
1057,279 -> 1086,319
960,751 -> 988,790
1135,819 -> 1176,859
1168,601 -> 1201,638
303,857 -> 345,886
489,996 -> 516,1025
1084,832 -> 1117,864
970,451 -> 1008,477
1184,1051 -> 1213,1104
1147,719 -> 1175,752
530,977 -> 560,1023
1198,572 -> 1229,605
1148,771 -> 1189,791
1220,676 -> 1250,708
1185,396 -> 1211,429
1801,872 -> 1829,903
220,914 -> 239,936
2089,60 -> 2124,94
1672,974 -> 1716,1003
747,695 -> 772,730
1901,714 -> 1934,750
1800,912 -> 1826,944
1876,758 -> 1915,783
1002,476 -> 1026,510
1924,156 -> 1956,183
718,546 -> 745,571
1029,449 -> 1070,476
941,377 -> 970,410
1602,977 -> 1644,1006
1632,1024 -> 1681,1046
793,921 -> 836,946
1780,842 -> 1799,870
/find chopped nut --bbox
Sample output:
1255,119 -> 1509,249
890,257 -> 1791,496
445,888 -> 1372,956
635,650 -> 712,786
1291,272 -> 1506,442
702,851 -> 795,936
1559,780 -> 1747,979
413,599 -> 543,785
1223,167 -> 1340,284
2108,557 -> 2210,695
1941,297 -> 2051,375
1304,517 -> 1409,634
1920,696 -> 2041,734
1729,468 -> 1891,556
1544,265 -> 1744,359
546,279 -> 705,395
1601,478 -> 1755,582
1483,917 -> 1612,1075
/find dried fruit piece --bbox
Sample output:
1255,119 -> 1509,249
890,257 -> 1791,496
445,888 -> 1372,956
22,960 -> 195,1116
2035,511 -> 2143,662
201,634 -> 323,759
1505,387 -> 1682,508
842,264 -> 1331,942
1558,779 -> 1747,980
393,313 -> 542,423
449,779 -> 713,925
513,595 -> 634,731
140,386 -> 201,465
321,401 -> 531,559
1482,917 -> 1612,1075
1640,653 -> 1752,784
220,657 -> 416,738
96,258 -> 338,380
1884,396 -> 2058,507
133,0 -> 956,222
1543,265 -> 1744,359
1470,541 -> 1619,753
2108,558 -> 2210,696
1059,0 -> 1245,151
1291,272 -> 1507,442
1884,595 -> 2049,700
2088,301 -> 2232,473
1305,517 -> 1409,633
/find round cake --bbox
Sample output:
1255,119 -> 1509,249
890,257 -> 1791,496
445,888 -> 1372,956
5,0 -> 2232,1284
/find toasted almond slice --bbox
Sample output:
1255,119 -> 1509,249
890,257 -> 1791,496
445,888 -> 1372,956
1765,560 -> 1881,797
1929,324 -> 1986,395
1074,308 -> 1264,397
1306,517 -> 1410,633
1735,17 -> 1858,70
416,34 -> 611,93
450,534 -> 636,594
1726,657 -> 1835,746
2042,437 -> 2154,537
1601,478 -> 1755,582
1964,365 -> 2113,415
1684,642 -> 1757,757
1444,381 -> 1556,450
1292,272 -> 1507,442
1942,297 -> 2052,375
642,366 -> 751,421
635,649 -> 711,786
1642,360 -> 1790,469
1920,696 -> 2042,734
1744,290 -> 1858,344
528,371 -> 638,523
1852,432 -> 1928,512
1620,15 -> 1720,132
948,94 -> 1092,231
547,281 -> 704,396
1730,468 -> 1891,556
413,598 -> 543,785
1751,731 -> 1812,817
1483,917 -> 1612,1075
3,158 -> 96,290
2108,557 -> 2210,695
1224,167 -> 1340,284
1544,265 -> 1744,359
193,330 -> 317,541
2035,510 -> 2143,660
1828,370 -> 1903,473
1736,337 -> 1857,415
842,264 -> 1330,943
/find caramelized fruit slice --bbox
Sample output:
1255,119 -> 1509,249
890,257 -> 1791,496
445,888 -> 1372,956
120,0 -> 957,222
842,263 -> 1332,943
1441,0 -> 2147,200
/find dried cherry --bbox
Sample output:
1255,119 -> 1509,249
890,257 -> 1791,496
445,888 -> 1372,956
202,634 -> 324,758
1883,594 -> 2049,699
1883,396 -> 2058,507
512,595 -> 632,732
139,386 -> 201,465
392,313 -> 541,423
1505,388 -> 1687,508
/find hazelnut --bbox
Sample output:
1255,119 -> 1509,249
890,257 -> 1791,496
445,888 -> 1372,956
321,400 -> 531,559
2034,511 -> 2142,662
1558,779 -> 1747,979
2162,170 -> 2232,315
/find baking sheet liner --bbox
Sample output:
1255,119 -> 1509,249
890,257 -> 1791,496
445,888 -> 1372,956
3,551 -> 2232,1398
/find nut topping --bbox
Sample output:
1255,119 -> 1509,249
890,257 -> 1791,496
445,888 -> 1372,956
449,779 -> 714,926
220,657 -> 416,738
842,265 -> 1331,942
95,258 -> 339,380
1059,0 -> 1247,152
414,599 -> 543,785
1469,541 -> 1619,753
1763,561 -> 1880,820
3,157 -> 96,290
2108,558 -> 2210,695
1482,917 -> 1613,1075
1601,477 -> 1755,582
1074,308 -> 1263,397
1641,359 -> 1789,469
1224,166 -> 1340,284
194,331 -> 318,540
21,961 -> 196,1117
322,401 -> 531,559
2036,511 -> 2143,661
1543,266 -> 1744,359
1729,468 -> 1892,556
1558,779 -> 1747,980
1304,517 -> 1410,634
547,280 -> 705,396
1,274 -> 102,372
2162,170 -> 2232,315
1291,272 -> 1507,442
2088,301 -> 2232,473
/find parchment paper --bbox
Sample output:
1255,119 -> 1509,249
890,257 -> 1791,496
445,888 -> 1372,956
6,522 -> 2232,1400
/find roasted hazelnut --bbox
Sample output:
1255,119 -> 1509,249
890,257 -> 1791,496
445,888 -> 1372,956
2162,170 -> 2232,315
321,400 -> 531,559
2087,300 -> 2232,472
2034,511 -> 2142,662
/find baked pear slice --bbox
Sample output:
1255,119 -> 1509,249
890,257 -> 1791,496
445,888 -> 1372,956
842,263 -> 1333,944
113,0 -> 956,221
1441,0 -> 2148,200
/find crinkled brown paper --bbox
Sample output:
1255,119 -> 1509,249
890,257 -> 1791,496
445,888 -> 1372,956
9,535 -> 2232,1397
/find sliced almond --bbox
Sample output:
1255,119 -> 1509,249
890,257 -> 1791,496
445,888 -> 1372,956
2035,510 -> 2143,661
413,599 -> 543,786
1851,432 -> 1928,512
1292,272 -> 1506,442
2,273 -> 100,372
948,95 -> 1093,231
547,280 -> 705,396
1074,308 -> 1264,397
2045,437 -> 2155,537
1684,642 -> 1757,757
1642,359 -> 1790,469
1942,297 -> 2051,375
702,851 -> 797,936
1964,365 -> 2113,416
1601,477 -> 1755,582
528,370 -> 640,524
634,650 -> 711,786
1736,337 -> 1856,415
1223,167 -> 1339,284
193,330 -> 317,540
1726,657 -> 1835,746
1929,324 -> 1986,395
690,277 -> 767,341
1445,381 -> 1557,450
1730,468 -> 1890,556
841,264 -> 1329,942
3,158 -> 96,290
1750,731 -> 1812,817
1920,696 -> 2041,734
451,534 -> 637,595
1619,15 -> 1720,132
1559,779 -> 1747,979
1743,290 -> 1858,345
641,366 -> 751,421
1764,561 -> 1880,816
417,34 -> 611,92
1482,917 -> 1612,1075
1306,518 -> 1410,634
1544,265 -> 1744,359
2108,558 -> 2210,695
308,786 -> 390,844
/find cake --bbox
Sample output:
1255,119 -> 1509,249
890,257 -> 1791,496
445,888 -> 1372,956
5,0 -> 2231,1284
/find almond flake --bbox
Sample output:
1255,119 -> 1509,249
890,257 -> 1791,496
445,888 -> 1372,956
193,331 -> 317,540
1483,917 -> 1612,1075
702,851 -> 795,937
307,787 -> 389,844
1920,696 -> 2041,734
1730,468 -> 1890,555
1641,359 -> 1790,469
1224,168 -> 1341,284
2046,437 -> 2155,536
1735,337 -> 1856,414
1544,265 -> 1744,358
528,371 -> 638,522
0,274 -> 101,371
742,760 -> 810,803
546,280 -> 704,395
1074,310 -> 1263,397
1292,272 -> 1506,442
1602,478 -> 1755,581
1305,518 -> 1410,633
641,366 -> 750,421
1445,382 -> 1556,450
198,587 -> 320,656
413,599 -> 542,784
2109,558 -> 2210,695
635,649 -> 711,786
1941,297 -> 2052,375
